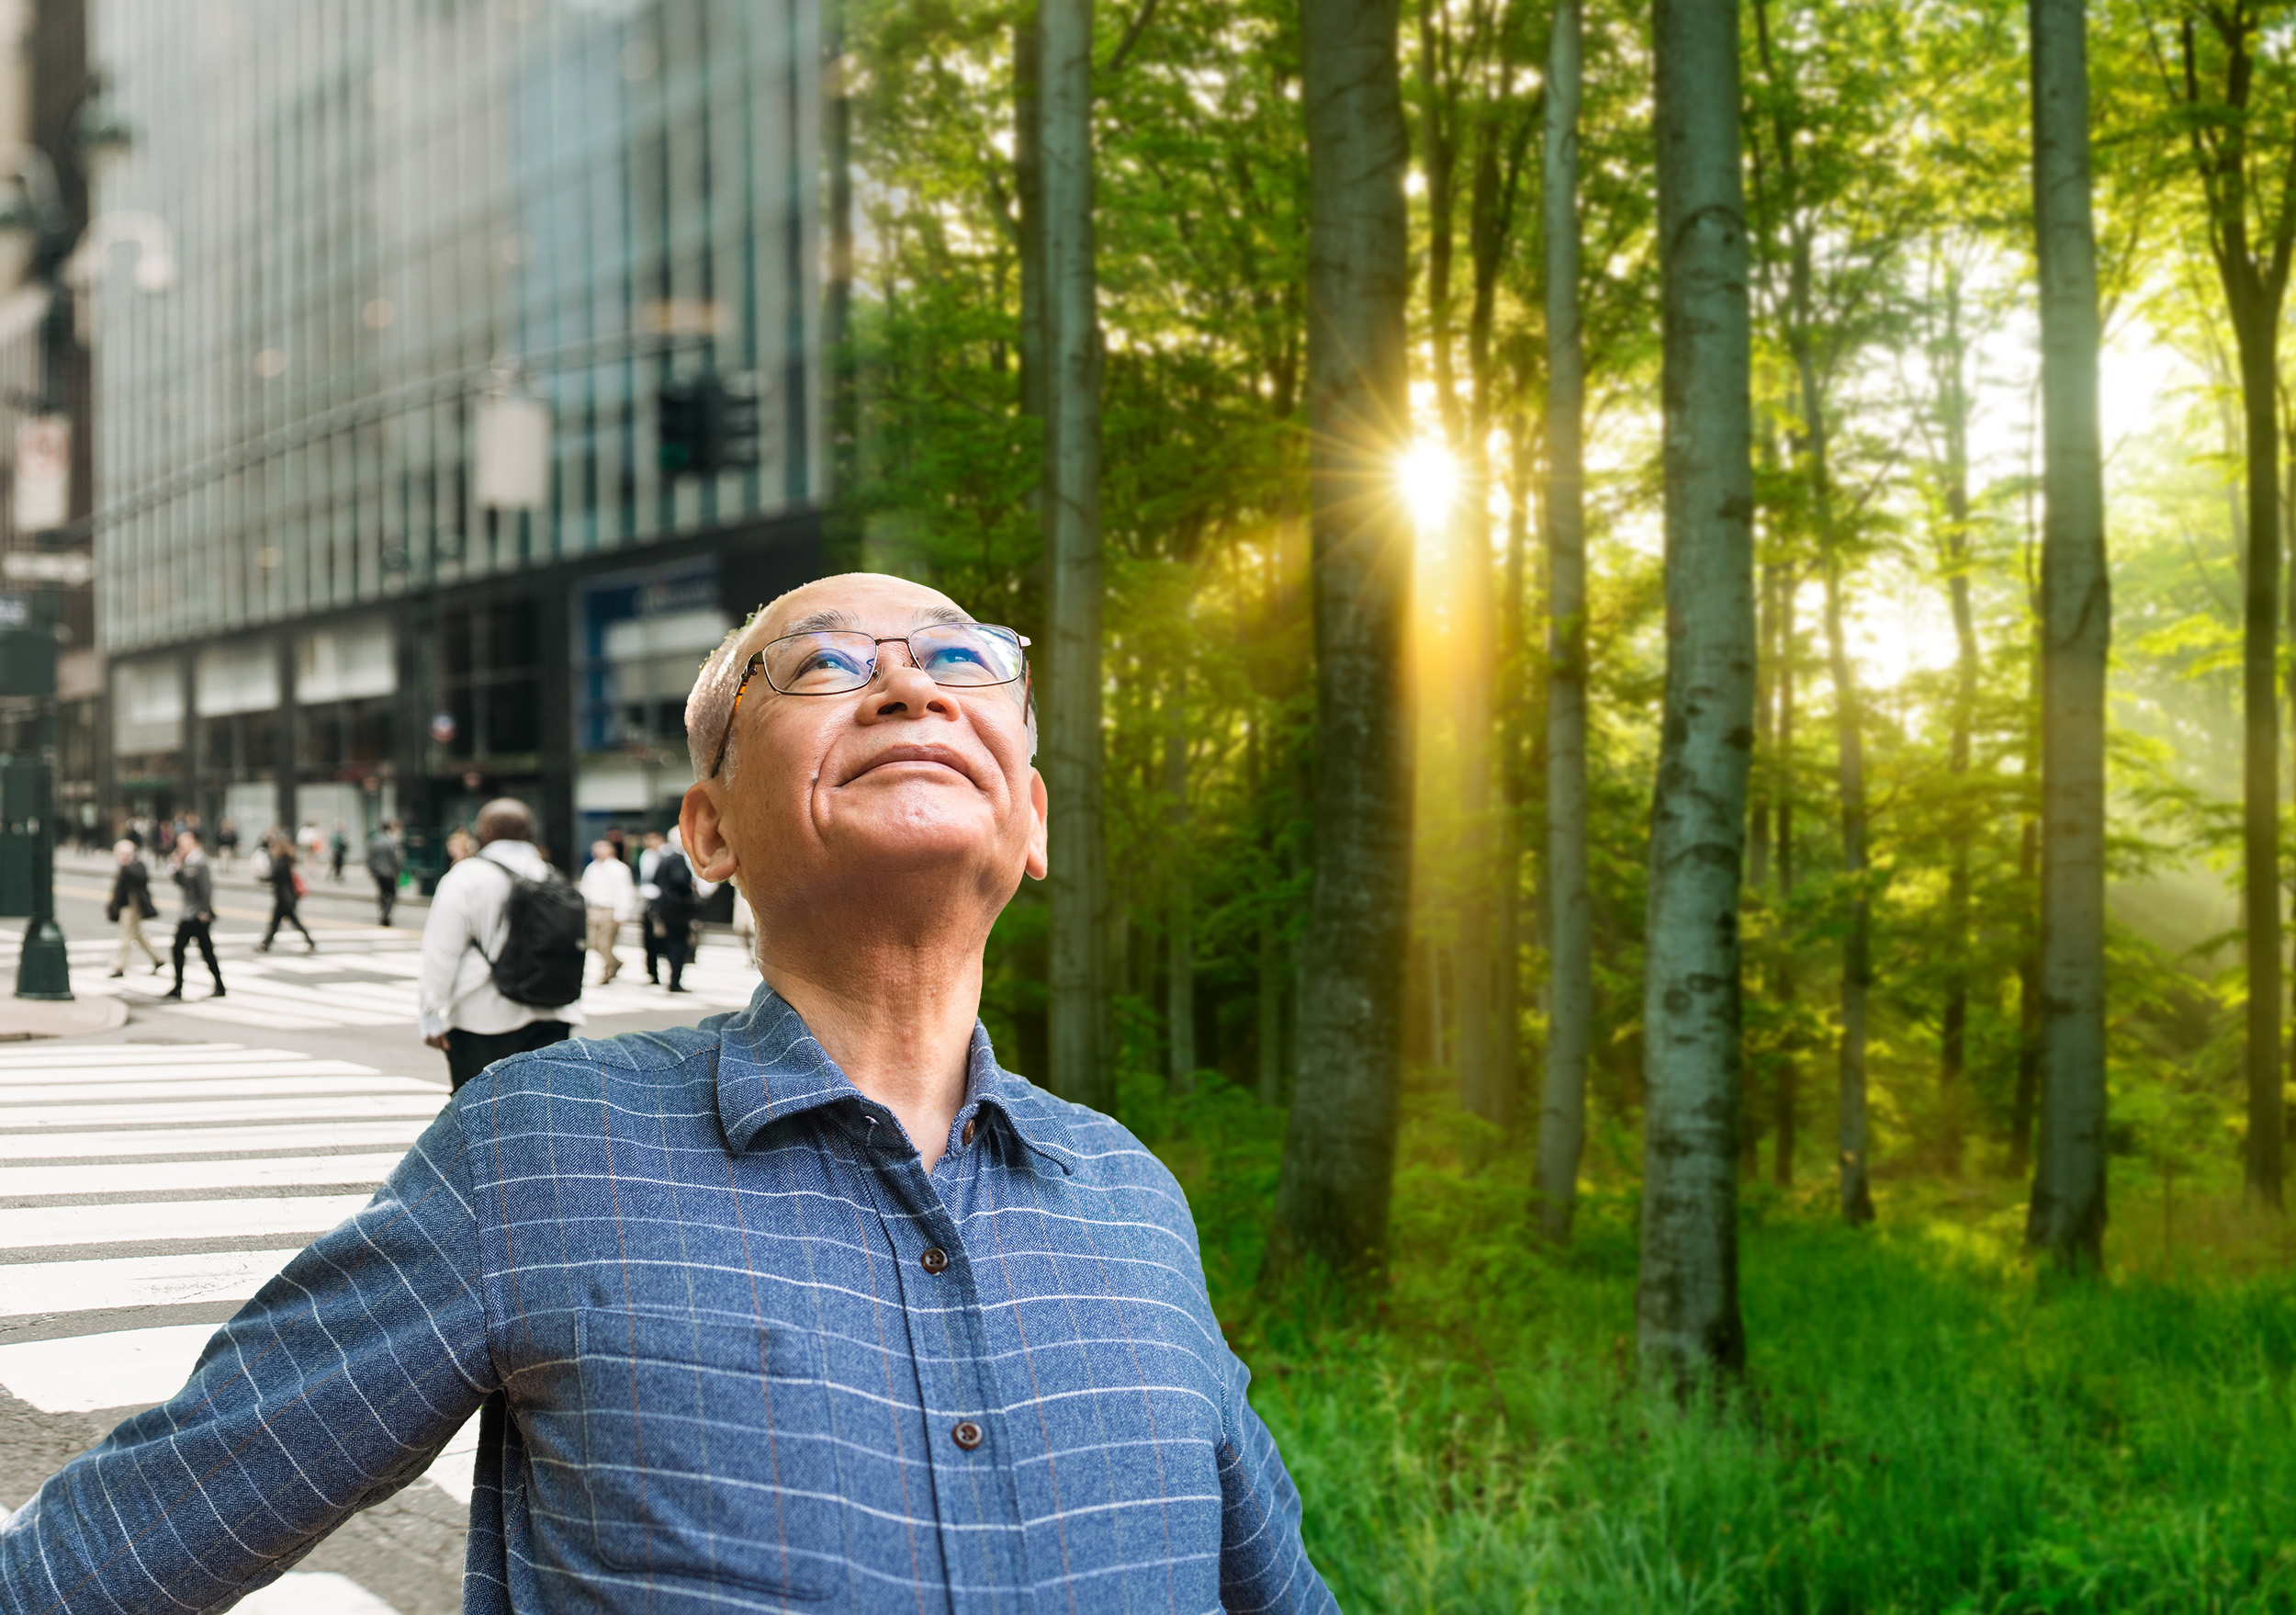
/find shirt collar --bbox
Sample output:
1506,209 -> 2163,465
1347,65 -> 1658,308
714,981 -> 1074,1173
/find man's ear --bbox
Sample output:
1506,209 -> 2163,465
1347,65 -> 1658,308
680,782 -> 742,884
1024,767 -> 1048,881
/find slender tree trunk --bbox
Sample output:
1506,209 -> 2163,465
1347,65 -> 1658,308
1788,339 -> 1873,1227
1939,267 -> 1977,1177
1166,670 -> 1196,1094
1041,0 -> 1110,1112
1773,567 -> 1797,1188
2024,0 -> 2110,1268
1638,0 -> 1753,1382
1536,0 -> 1590,1244
1821,556 -> 1874,1225
2238,320 -> 2286,1206
1015,8 -> 1045,422
1266,0 -> 1414,1283
824,0 -> 859,568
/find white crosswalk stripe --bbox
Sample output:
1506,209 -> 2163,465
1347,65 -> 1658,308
0,1039 -> 478,1527
39,931 -> 760,1031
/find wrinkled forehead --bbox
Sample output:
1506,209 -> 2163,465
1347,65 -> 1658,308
743,580 -> 974,658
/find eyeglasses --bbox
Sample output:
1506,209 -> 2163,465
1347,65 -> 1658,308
708,622 -> 1030,778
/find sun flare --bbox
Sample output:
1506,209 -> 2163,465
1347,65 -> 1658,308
1398,439 -> 1458,533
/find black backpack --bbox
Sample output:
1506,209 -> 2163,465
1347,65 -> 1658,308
478,862 -> 590,1008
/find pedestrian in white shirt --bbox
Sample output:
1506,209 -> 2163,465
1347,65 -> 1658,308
417,798 -> 586,1090
578,838 -> 637,984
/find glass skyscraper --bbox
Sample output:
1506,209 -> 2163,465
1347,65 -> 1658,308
91,0 -> 821,864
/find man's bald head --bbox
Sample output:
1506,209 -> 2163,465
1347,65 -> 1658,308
476,797 -> 534,845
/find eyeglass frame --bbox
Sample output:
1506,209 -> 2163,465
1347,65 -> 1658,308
705,623 -> 1032,780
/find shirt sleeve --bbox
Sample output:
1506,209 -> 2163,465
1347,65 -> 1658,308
0,1105 -> 495,1615
1216,1346 -> 1338,1614
416,866 -> 472,1038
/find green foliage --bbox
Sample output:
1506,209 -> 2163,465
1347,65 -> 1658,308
1138,1080 -> 2296,1613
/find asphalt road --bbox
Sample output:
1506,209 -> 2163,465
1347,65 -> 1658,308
0,853 -> 760,1614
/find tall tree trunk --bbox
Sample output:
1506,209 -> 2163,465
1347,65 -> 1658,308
2239,317 -> 2286,1206
1015,7 -> 1045,422
1938,262 -> 1977,1177
1166,669 -> 1196,1094
1536,0 -> 1590,1244
2024,0 -> 2110,1268
1041,0 -> 1110,1112
1266,0 -> 1414,1283
1773,565 -> 1797,1188
824,0 -> 859,569
1821,556 -> 1874,1225
1789,340 -> 1873,1228
1638,0 -> 1753,1382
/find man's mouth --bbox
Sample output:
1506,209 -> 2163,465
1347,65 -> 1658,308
842,743 -> 977,785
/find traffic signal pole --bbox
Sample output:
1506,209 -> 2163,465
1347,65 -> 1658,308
10,215 -> 76,1001
14,586 -> 67,999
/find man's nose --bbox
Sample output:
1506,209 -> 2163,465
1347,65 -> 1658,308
866,641 -> 951,714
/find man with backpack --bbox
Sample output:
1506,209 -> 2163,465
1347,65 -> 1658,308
415,798 -> 588,1090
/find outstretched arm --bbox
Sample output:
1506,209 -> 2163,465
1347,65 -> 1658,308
0,1105 -> 492,1615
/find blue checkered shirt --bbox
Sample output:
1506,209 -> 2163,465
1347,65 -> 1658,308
0,987 -> 1334,1613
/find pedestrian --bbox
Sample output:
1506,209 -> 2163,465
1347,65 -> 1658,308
214,817 -> 239,871
417,797 -> 587,1090
648,825 -> 698,993
297,818 -> 326,870
445,826 -> 477,864
161,830 -> 223,1000
104,839 -> 163,978
329,820 -> 348,882
366,818 -> 403,925
578,838 -> 636,984
258,830 -> 316,954
0,573 -> 1339,1612
636,828 -> 667,982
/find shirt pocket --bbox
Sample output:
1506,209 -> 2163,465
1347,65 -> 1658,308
575,1304 -> 842,1601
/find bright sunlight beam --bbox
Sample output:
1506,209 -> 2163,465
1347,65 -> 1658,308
1398,439 -> 1458,533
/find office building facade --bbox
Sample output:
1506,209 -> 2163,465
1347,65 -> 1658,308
91,0 -> 821,865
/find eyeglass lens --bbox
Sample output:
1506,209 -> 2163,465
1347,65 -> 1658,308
765,624 -> 1024,695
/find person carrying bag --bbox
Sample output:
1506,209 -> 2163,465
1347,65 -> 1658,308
106,839 -> 162,978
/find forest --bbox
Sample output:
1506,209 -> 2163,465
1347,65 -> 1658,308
832,0 -> 2296,1605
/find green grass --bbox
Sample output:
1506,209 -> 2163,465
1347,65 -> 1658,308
1130,1077 -> 2296,1613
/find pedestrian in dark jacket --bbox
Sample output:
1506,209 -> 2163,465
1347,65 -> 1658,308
106,840 -> 162,977
259,832 -> 316,953
162,833 -> 223,999
366,820 -> 404,925
649,831 -> 698,994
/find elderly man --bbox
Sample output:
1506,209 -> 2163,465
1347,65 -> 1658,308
0,573 -> 1334,1614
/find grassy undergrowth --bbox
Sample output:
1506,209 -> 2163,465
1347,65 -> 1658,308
1128,1074 -> 2296,1613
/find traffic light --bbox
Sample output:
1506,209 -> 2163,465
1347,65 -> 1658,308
658,372 -> 762,476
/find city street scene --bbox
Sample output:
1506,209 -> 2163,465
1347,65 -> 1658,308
6,0 -> 2296,1609
1,860 -> 759,1612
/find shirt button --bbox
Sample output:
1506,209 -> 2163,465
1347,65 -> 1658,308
961,1118 -> 977,1146
920,1246 -> 949,1274
951,1419 -> 984,1451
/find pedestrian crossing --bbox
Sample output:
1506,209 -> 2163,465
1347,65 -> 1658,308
0,1038 -> 481,1585
13,930 -> 762,1031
